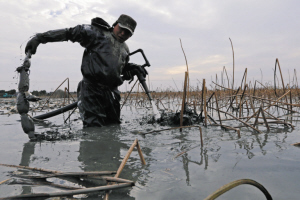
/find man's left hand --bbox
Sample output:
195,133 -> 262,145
122,63 -> 148,81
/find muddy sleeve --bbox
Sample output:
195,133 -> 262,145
66,24 -> 98,48
36,29 -> 69,43
36,24 -> 97,49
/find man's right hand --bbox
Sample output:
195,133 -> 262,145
25,36 -> 41,55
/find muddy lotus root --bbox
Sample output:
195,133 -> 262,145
21,114 -> 35,133
18,69 -> 30,93
17,92 -> 29,114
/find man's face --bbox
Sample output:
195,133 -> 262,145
112,24 -> 132,43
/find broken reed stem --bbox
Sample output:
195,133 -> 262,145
39,78 -> 70,111
212,81 -> 234,91
263,109 -> 294,129
14,179 -> 85,190
251,95 -> 300,107
104,138 -> 145,200
180,72 -> 188,131
136,140 -> 146,165
226,87 -> 240,112
64,106 -> 77,123
0,179 -> 11,185
290,90 -> 293,112
174,144 -> 201,159
199,126 -> 203,146
121,79 -> 139,109
0,163 -> 61,174
255,80 -> 268,89
89,176 -> 135,184
245,90 -> 291,123
253,107 -> 261,128
260,105 -> 270,132
15,171 -> 117,179
209,106 -> 261,133
179,38 -> 190,102
229,37 -> 235,90
115,139 -> 145,178
140,125 -> 203,146
1,183 -> 133,199
214,90 -> 222,126
203,80 -> 208,127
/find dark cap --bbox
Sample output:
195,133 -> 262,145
116,14 -> 137,34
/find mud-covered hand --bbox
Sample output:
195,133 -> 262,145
25,36 -> 41,55
122,70 -> 133,81
122,63 -> 148,81
127,63 -> 148,77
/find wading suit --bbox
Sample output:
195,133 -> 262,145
26,18 -> 137,127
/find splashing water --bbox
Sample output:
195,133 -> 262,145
151,100 -> 161,119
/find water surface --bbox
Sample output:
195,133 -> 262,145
0,102 -> 300,199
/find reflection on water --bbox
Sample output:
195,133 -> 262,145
1,106 -> 300,199
13,123 -> 151,199
19,142 -> 35,196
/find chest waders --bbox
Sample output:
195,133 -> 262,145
17,49 -> 153,139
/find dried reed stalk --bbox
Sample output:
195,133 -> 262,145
180,72 -> 188,131
104,138 -> 146,200
1,183 -> 133,199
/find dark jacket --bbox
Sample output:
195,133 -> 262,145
37,18 -> 130,91
36,18 -> 131,126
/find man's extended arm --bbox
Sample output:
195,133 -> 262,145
25,25 -> 97,54
25,29 -> 69,54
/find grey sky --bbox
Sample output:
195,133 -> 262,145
1,0 -> 299,92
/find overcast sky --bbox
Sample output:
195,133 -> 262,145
1,0 -> 299,92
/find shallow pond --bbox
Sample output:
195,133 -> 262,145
0,100 -> 300,199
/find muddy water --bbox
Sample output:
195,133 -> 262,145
0,100 -> 300,199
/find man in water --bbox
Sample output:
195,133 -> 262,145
25,14 -> 146,127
